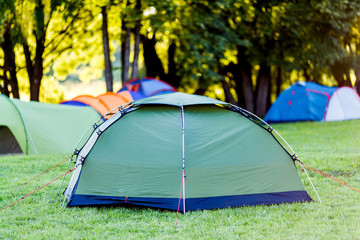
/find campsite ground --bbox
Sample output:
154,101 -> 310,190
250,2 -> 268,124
1,120 -> 360,239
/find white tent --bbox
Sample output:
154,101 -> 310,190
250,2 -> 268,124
325,87 -> 360,121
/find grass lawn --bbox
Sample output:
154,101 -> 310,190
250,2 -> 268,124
1,120 -> 360,239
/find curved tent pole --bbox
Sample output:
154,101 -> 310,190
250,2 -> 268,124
298,161 -> 322,204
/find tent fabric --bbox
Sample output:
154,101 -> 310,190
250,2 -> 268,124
65,92 -> 311,211
117,77 -> 177,97
264,81 -> 360,122
61,95 -> 108,115
127,91 -> 145,101
325,87 -> 360,121
0,126 -> 22,154
0,94 -> 100,155
97,92 -> 133,113
61,91 -> 133,116
0,94 -> 28,153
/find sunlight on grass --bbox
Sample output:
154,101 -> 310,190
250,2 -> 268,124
1,120 -> 360,239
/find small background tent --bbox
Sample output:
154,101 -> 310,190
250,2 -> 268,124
61,91 -> 134,116
0,95 -> 100,155
64,92 -> 311,211
117,77 -> 177,97
264,81 -> 360,122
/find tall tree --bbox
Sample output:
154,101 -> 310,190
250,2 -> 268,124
131,0 -> 142,80
121,0 -> 131,84
9,0 -> 83,101
22,0 -> 48,101
0,24 -> 20,98
140,1 -> 178,85
102,5 -> 113,92
0,0 -> 20,98
281,0 -> 360,87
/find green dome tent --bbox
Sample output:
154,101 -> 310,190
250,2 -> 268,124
65,92 -> 312,211
0,94 -> 100,155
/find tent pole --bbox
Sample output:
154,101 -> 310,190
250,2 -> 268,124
181,106 -> 186,214
300,161 -> 322,204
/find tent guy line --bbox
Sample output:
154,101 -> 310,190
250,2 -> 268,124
302,163 -> 360,194
14,157 -> 69,191
0,168 -> 75,213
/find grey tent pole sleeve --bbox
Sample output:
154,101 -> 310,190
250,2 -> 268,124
181,106 -> 186,214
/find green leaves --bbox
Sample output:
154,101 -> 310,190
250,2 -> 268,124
2,0 -> 360,101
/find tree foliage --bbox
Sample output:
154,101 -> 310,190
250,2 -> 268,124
1,0 -> 360,116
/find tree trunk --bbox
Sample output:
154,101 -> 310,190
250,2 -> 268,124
23,43 -> 33,83
255,62 -> 271,117
24,38 -> 45,102
1,25 -> 19,98
121,27 -> 131,84
121,3 -> 131,85
355,64 -> 360,95
30,37 -> 45,101
303,67 -> 312,82
344,71 -> 353,87
0,66 -> 11,96
276,66 -> 282,97
227,63 -> 244,108
355,80 -> 360,96
235,46 -> 254,112
166,41 -> 181,88
241,67 -> 254,112
102,6 -> 113,92
333,73 -> 345,86
142,35 -> 166,80
22,0 -> 46,102
221,78 -> 236,105
330,61 -> 348,86
131,0 -> 141,80
267,67 -> 272,111
0,75 -> 10,97
131,23 -> 141,80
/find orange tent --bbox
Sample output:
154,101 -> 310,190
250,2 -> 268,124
62,91 -> 133,116
97,92 -> 133,113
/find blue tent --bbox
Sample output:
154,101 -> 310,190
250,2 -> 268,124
264,82 -> 338,122
117,78 -> 177,97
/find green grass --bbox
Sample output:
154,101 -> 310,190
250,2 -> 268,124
1,120 -> 360,239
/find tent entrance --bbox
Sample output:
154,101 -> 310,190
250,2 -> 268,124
0,126 -> 22,155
